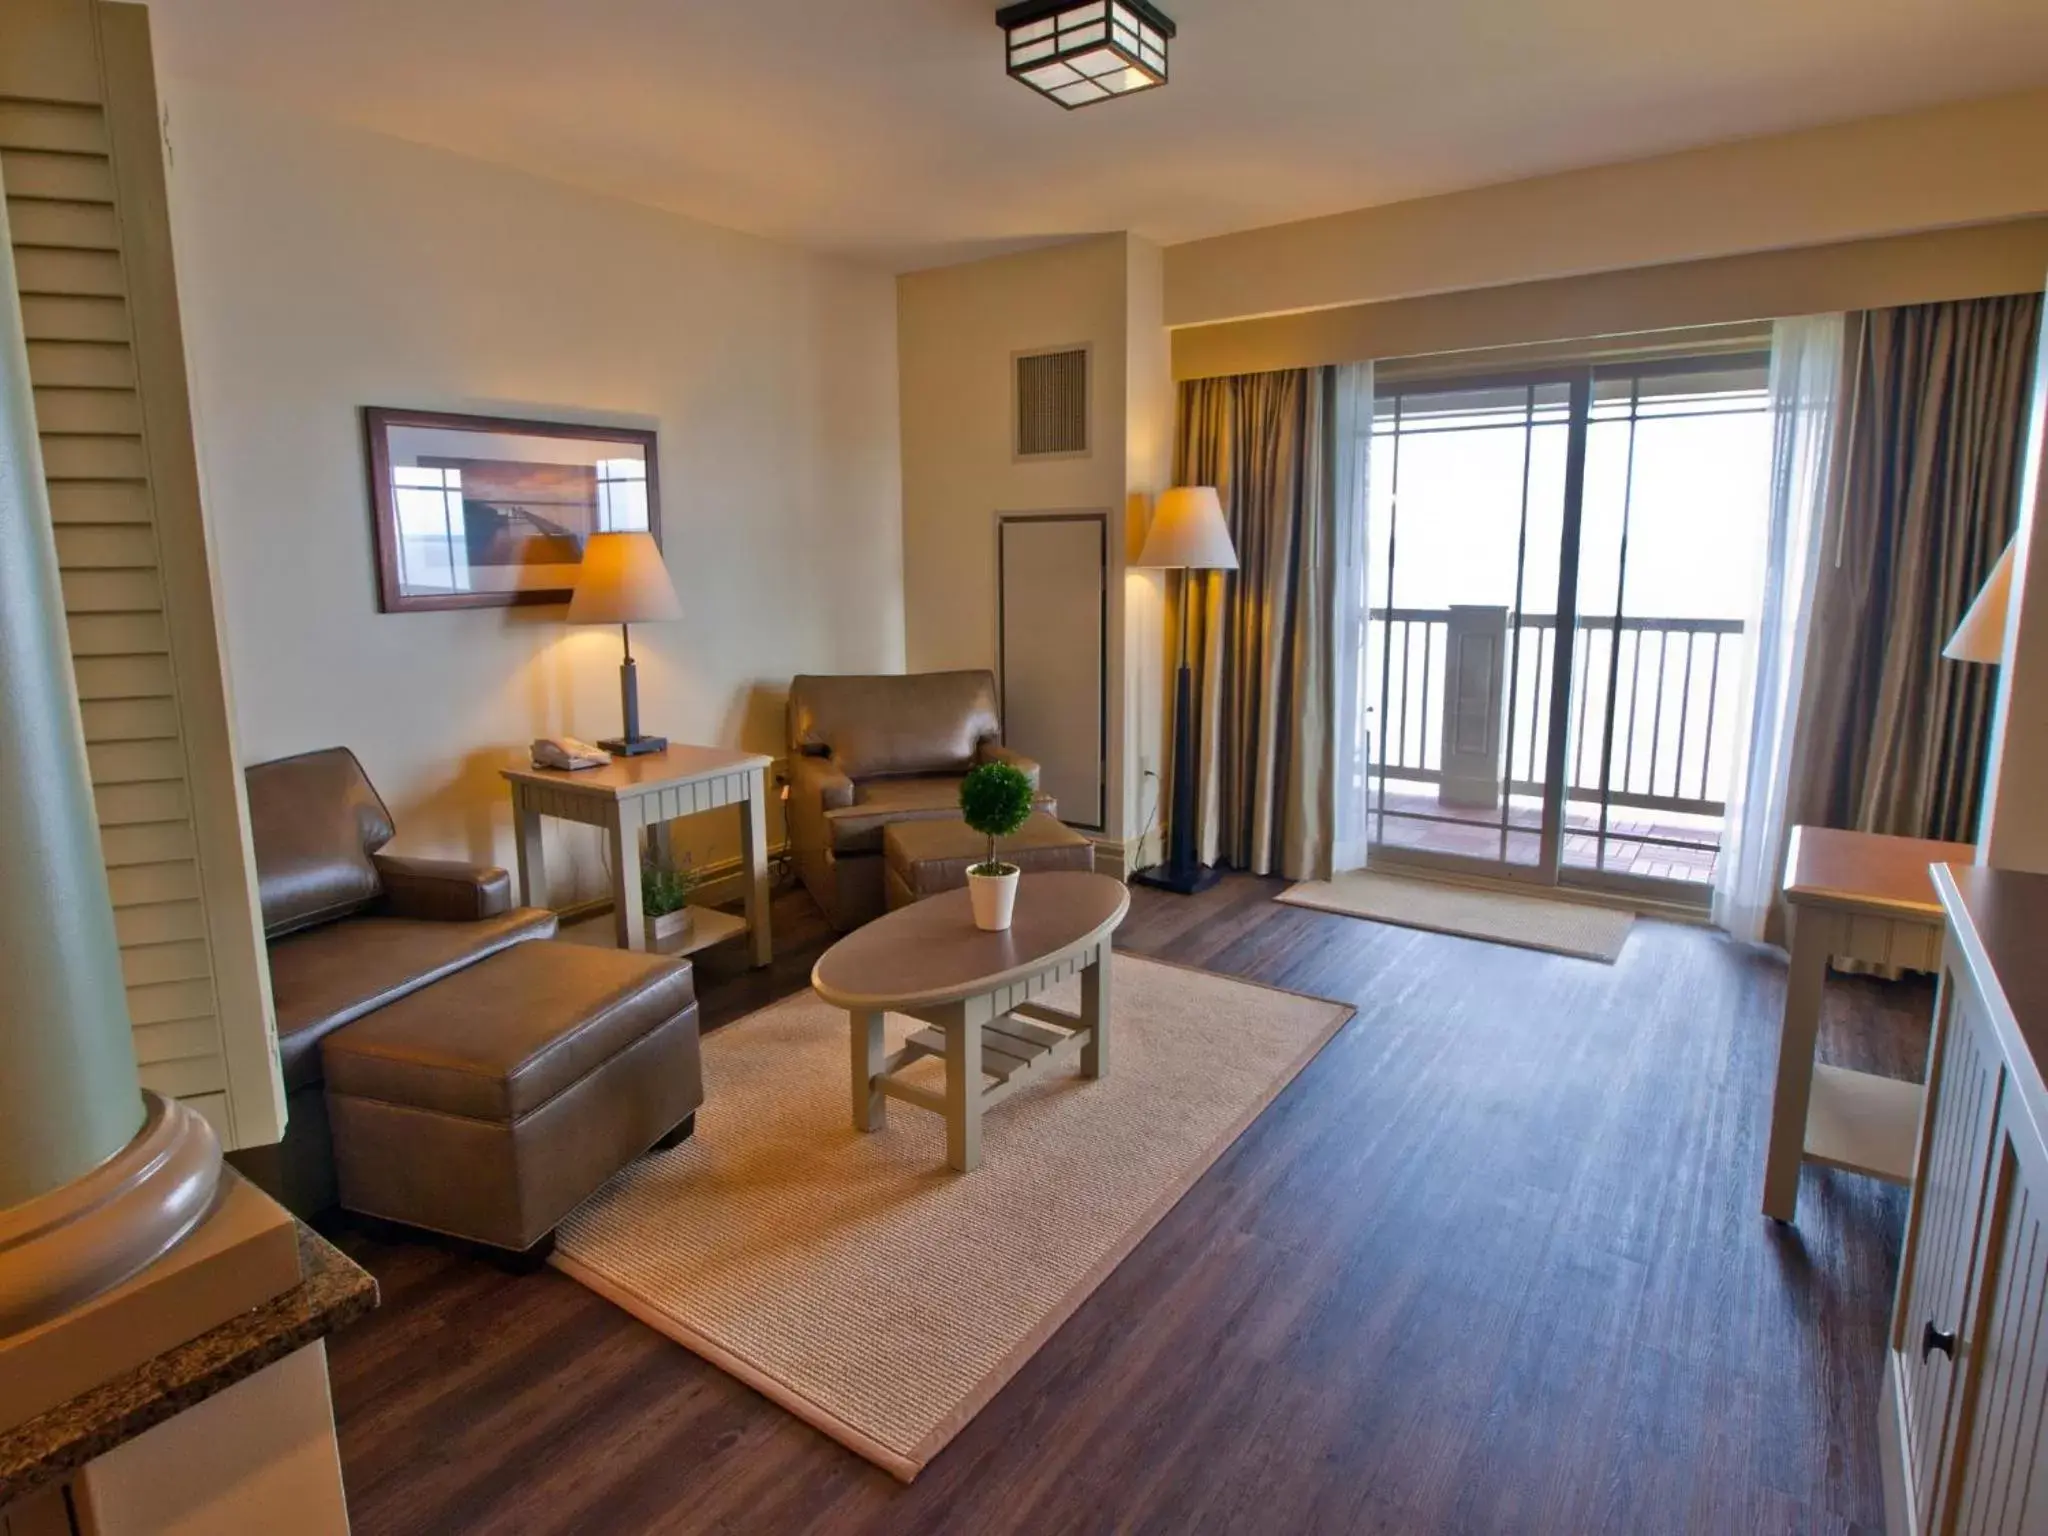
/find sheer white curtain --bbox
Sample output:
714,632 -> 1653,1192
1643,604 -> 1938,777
1330,361 -> 1375,873
1713,315 -> 1845,942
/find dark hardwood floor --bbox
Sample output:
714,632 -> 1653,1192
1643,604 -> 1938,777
325,874 -> 1931,1534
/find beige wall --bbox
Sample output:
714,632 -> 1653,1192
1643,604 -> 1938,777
899,235 -> 1128,671
161,85 -> 904,898
897,233 -> 1172,855
1122,236 -> 1171,864
1165,87 -> 2048,330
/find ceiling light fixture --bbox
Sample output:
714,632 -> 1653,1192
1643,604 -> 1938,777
997,0 -> 1175,110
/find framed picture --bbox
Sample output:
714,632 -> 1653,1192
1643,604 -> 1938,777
363,407 -> 661,612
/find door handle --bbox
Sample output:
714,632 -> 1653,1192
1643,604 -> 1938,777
1922,1321 -> 1958,1362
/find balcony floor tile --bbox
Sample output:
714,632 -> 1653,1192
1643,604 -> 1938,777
1368,784 -> 1720,886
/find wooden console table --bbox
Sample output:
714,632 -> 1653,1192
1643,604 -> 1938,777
501,744 -> 773,965
1761,825 -> 1973,1223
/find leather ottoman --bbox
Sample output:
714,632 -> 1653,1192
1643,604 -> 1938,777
884,811 -> 1095,910
320,939 -> 702,1256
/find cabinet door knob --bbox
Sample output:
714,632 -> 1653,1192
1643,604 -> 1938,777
1922,1321 -> 1958,1361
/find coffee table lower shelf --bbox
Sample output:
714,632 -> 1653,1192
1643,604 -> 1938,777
882,1003 -> 1092,1115
859,988 -> 1106,1172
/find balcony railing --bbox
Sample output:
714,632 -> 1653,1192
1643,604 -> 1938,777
1367,608 -> 1746,819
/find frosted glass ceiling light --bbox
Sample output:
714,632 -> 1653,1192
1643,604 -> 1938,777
998,0 -> 1175,110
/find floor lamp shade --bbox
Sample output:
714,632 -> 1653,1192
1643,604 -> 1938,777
1945,538 -> 2015,664
1135,488 -> 1237,895
568,532 -> 680,756
1137,486 -> 1238,571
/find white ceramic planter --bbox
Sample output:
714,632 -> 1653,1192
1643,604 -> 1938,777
646,906 -> 695,949
967,865 -> 1020,931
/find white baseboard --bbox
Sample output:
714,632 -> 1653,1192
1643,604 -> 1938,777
1088,829 -> 1159,881
691,845 -> 790,907
572,823 -> 1132,921
557,842 -> 791,927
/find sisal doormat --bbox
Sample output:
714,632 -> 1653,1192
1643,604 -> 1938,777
551,954 -> 1351,1481
1277,869 -> 1634,962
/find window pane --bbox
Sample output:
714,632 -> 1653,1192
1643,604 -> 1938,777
1023,60 -> 1081,88
595,458 -> 648,533
1366,380 -> 1569,871
1567,363 -> 1771,884
1591,363 -> 1770,422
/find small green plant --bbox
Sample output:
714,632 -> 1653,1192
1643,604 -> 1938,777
959,760 -> 1035,876
641,858 -> 697,918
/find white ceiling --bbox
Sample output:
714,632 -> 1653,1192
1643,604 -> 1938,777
148,0 -> 2048,271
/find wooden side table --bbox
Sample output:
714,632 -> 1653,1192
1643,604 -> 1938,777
1760,825 -> 1973,1222
811,872 -> 1130,1172
501,744 -> 773,965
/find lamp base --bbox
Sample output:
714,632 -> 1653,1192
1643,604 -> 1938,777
598,734 -> 668,758
1138,656 -> 1223,898
1131,861 -> 1224,896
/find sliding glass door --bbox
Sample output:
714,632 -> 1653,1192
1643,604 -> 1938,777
1366,374 -> 1585,880
1363,352 -> 1772,905
1564,356 -> 1771,898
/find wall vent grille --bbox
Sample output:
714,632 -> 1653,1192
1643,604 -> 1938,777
1015,346 -> 1089,458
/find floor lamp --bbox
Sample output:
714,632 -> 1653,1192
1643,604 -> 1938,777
1134,486 -> 1239,894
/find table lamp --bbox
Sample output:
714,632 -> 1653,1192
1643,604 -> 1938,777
1944,537 -> 2016,664
567,531 -> 681,756
1133,486 -> 1239,894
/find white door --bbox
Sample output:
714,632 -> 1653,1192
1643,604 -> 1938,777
998,514 -> 1107,829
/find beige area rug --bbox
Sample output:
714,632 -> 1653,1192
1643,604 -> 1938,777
551,955 -> 1351,1481
1277,869 -> 1635,962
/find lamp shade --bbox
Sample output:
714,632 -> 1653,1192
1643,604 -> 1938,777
1137,487 -> 1238,570
566,532 -> 681,625
1945,538 -> 2016,664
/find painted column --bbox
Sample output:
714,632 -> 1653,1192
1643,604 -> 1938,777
0,177 -> 146,1208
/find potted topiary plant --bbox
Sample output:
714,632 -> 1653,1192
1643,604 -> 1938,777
959,760 -> 1035,931
641,857 -> 698,949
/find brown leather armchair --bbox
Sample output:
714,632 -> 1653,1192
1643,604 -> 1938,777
786,671 -> 1052,930
227,747 -> 559,1214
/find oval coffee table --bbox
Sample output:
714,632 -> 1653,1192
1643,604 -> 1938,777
811,871 -> 1130,1172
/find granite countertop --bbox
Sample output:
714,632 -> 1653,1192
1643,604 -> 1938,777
0,1222 -> 377,1508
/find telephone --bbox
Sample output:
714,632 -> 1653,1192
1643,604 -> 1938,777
531,736 -> 611,771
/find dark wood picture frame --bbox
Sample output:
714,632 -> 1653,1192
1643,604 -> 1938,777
363,407 -> 662,613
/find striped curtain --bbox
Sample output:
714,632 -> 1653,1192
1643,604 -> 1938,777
1173,367 -> 1337,880
1786,293 -> 2043,846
